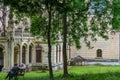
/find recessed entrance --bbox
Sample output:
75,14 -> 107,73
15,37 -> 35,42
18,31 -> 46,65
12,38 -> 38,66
0,48 -> 3,71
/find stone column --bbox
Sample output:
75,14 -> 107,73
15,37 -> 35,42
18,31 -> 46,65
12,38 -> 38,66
57,45 -> 60,64
7,41 -> 14,69
51,45 -> 56,65
3,49 -> 8,70
18,49 -> 20,64
3,43 -> 11,71
60,44 -> 62,63
26,44 -> 29,65
67,49 -> 69,60
11,41 -> 14,67
32,45 -> 35,64
61,43 -> 63,63
55,45 -> 57,64
19,44 -> 22,64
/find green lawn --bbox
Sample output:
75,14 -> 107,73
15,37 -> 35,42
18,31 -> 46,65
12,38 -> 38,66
1,66 -> 120,80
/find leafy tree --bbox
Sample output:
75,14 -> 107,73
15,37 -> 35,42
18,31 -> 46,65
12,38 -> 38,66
112,0 -> 120,29
57,0 -> 111,76
3,0 -> 58,80
55,0 -> 89,76
3,0 -> 113,79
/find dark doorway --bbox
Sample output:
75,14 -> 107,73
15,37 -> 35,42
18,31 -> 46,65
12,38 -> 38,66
36,45 -> 42,63
29,45 -> 32,63
22,46 -> 26,64
36,50 -> 42,63
0,48 -> 3,71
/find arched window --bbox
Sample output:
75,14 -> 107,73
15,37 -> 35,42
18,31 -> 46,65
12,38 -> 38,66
97,49 -> 102,57
0,48 -> 3,66
22,46 -> 26,64
110,31 -> 115,35
0,48 -> 3,72
29,45 -> 32,63
14,46 -> 19,64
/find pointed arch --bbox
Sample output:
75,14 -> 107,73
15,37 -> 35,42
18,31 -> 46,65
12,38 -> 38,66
14,44 -> 20,64
22,43 -> 27,64
29,43 -> 34,63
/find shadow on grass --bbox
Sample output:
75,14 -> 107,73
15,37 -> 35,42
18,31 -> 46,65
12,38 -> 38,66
54,71 -> 120,80
24,71 -> 120,80
1,71 -> 120,80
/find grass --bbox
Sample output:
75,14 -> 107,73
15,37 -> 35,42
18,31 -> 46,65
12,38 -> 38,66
1,66 -> 120,80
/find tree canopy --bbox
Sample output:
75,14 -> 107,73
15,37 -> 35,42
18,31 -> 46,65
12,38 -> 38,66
112,0 -> 120,30
3,0 -> 120,79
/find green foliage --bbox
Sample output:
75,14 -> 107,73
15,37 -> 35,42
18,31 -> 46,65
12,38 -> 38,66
112,0 -> 120,30
30,14 -> 47,41
74,0 -> 85,9
4,0 -> 42,14
3,1 -> 58,79
3,0 -> 61,44
64,0 -> 110,49
3,0 -> 112,49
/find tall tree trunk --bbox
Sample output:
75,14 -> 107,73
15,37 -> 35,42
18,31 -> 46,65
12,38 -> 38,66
62,0 -> 68,77
47,5 -> 54,80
